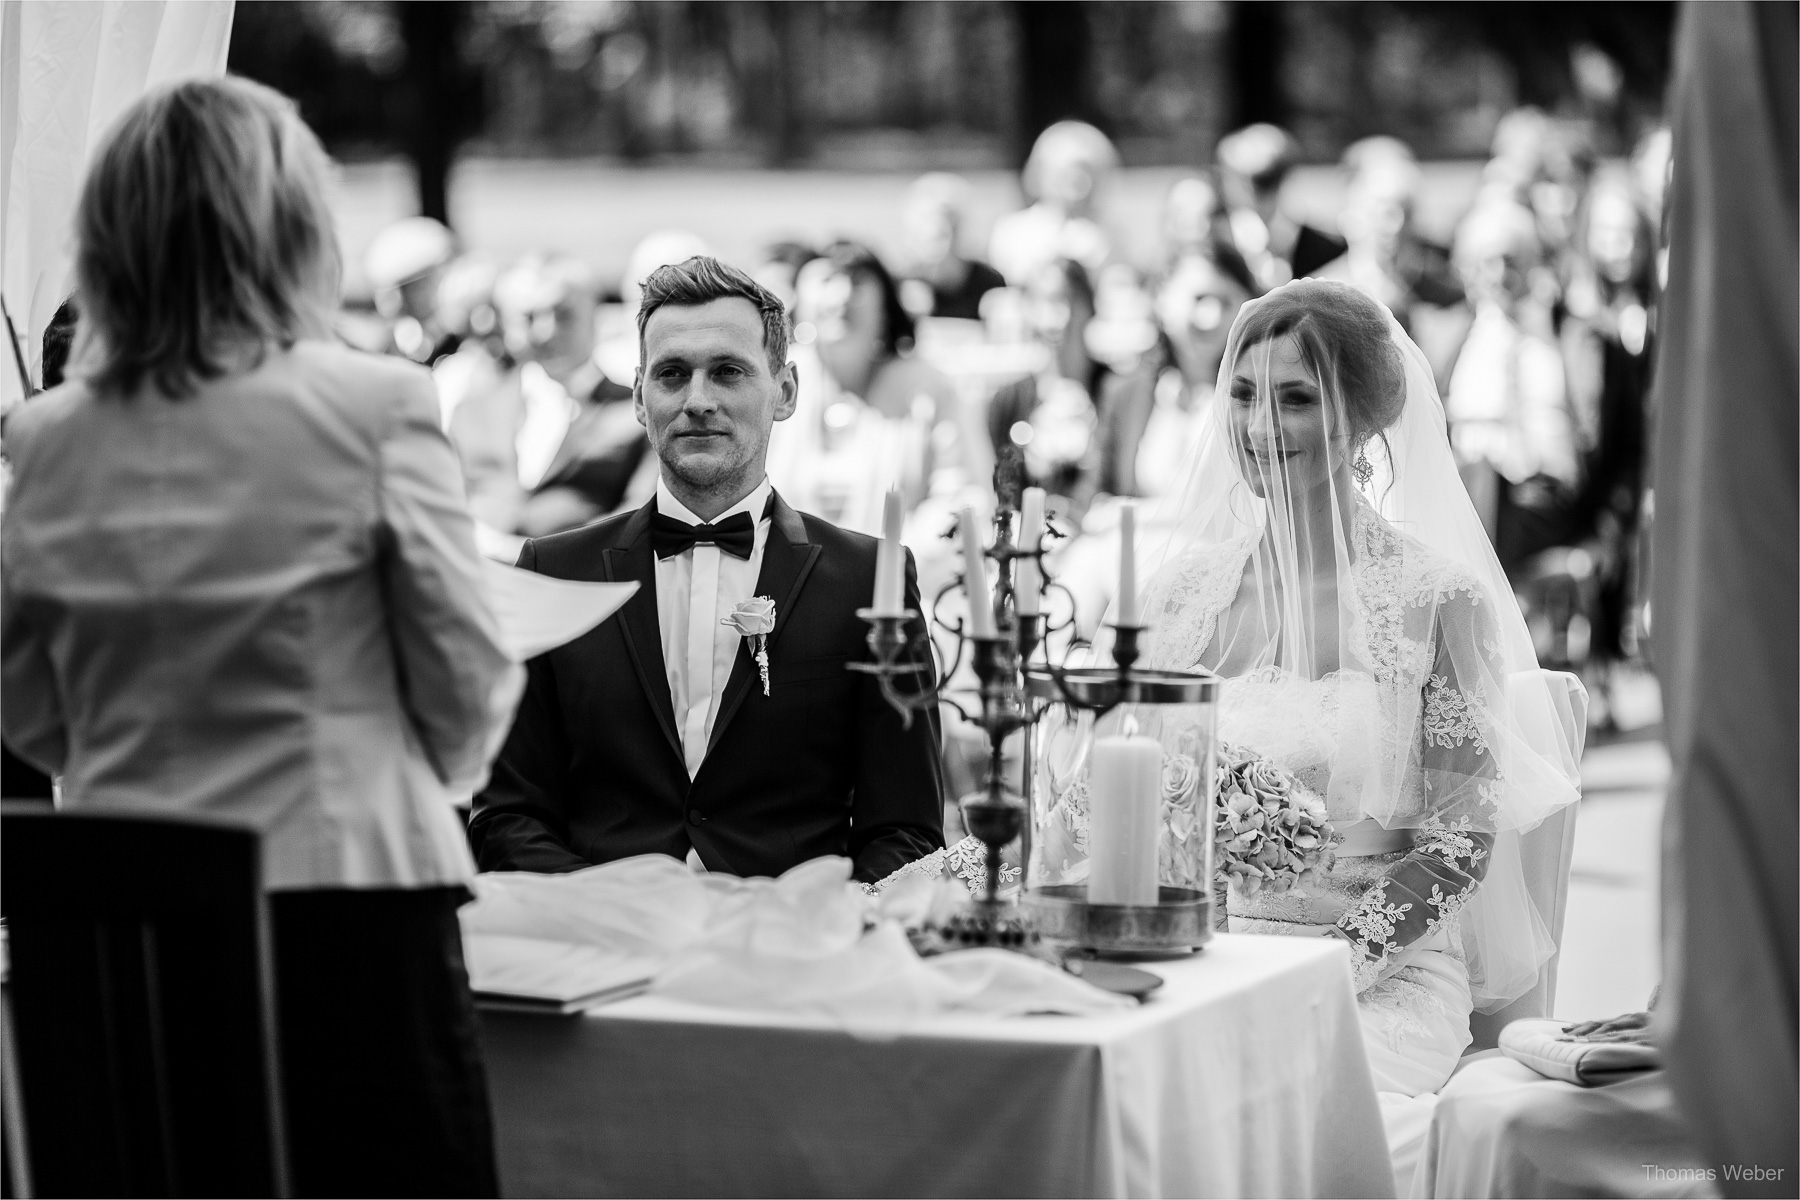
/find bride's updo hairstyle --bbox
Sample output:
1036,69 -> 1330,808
73,76 -> 339,398
1228,279 -> 1406,454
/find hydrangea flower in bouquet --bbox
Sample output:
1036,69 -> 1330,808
1032,719 -> 1337,901
1213,742 -> 1336,899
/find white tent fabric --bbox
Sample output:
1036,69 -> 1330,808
1,0 -> 234,409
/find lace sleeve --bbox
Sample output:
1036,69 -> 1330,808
1332,584 -> 1501,992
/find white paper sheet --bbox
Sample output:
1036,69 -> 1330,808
480,559 -> 637,662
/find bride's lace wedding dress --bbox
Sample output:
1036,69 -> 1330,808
1136,496 -> 1500,1100
1032,279 -> 1579,1193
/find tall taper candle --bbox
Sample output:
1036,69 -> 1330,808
1117,500 -> 1141,626
1088,730 -> 1162,904
872,488 -> 905,615
1016,486 -> 1046,617
957,507 -> 998,637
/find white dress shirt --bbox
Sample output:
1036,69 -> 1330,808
653,475 -> 773,781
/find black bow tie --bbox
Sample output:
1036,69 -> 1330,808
652,510 -> 756,560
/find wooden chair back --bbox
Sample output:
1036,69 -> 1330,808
1,804 -> 290,1197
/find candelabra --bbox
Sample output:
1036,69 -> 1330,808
848,468 -> 1068,948
851,458 -> 1220,957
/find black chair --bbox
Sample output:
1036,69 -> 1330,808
1,805 -> 290,1197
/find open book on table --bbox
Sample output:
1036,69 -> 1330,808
464,933 -> 659,1016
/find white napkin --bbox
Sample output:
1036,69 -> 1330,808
651,857 -> 1131,1021
480,559 -> 637,662
464,854 -> 719,958
460,855 -> 1131,1020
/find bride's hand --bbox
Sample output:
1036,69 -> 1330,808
1562,1011 -> 1654,1042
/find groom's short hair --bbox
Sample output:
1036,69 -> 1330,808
636,256 -> 789,372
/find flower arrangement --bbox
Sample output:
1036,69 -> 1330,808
1036,735 -> 1335,898
1213,742 -> 1336,897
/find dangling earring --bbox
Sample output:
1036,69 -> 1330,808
1353,447 -> 1374,487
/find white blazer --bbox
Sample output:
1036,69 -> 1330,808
2,341 -> 524,890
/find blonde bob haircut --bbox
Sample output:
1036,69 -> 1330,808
73,76 -> 340,397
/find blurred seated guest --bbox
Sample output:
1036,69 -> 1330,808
365,215 -> 461,366
1559,171 -> 1658,714
1483,108 -> 1597,272
430,254 -> 509,431
1216,122 -> 1347,290
986,258 -> 1103,507
1088,253 -> 1250,502
988,120 -> 1117,286
1318,137 -> 1463,326
750,238 -> 817,321
1159,172 -> 1257,293
470,256 -> 942,884
620,229 -> 714,314
1,77 -> 521,1197
39,296 -> 79,389
453,255 -> 651,548
896,172 -> 1005,320
594,228 -> 715,387
771,241 -> 966,533
1447,198 -> 1585,576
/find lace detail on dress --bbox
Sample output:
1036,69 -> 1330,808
1418,815 -> 1488,868
1347,498 -> 1485,686
1338,883 -> 1413,961
1362,966 -> 1452,1052
871,836 -> 1018,895
1422,673 -> 1489,753
1144,537 -> 1254,671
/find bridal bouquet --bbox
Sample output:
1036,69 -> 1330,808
1213,743 -> 1336,897
1037,732 -> 1335,896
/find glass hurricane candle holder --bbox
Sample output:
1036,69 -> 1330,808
1022,627 -> 1220,954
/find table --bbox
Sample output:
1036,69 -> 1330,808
478,933 -> 1395,1198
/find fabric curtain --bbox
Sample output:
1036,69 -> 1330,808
1651,2 -> 1798,1193
0,0 -> 234,409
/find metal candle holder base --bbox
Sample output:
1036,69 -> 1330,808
1025,885 -> 1214,958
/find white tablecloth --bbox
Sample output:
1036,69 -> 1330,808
478,933 -> 1394,1198
1415,1055 -> 1717,1198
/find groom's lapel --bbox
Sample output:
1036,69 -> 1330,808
706,492 -> 821,756
602,500 -> 683,764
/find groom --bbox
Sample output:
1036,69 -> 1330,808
469,257 -> 944,884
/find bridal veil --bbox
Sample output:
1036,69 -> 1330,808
1131,278 -> 1583,1011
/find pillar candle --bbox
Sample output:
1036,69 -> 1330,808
871,488 -> 906,615
958,506 -> 998,638
1088,731 -> 1162,905
1117,500 -> 1141,626
1016,486 -> 1045,617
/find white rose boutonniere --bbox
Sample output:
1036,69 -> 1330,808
722,596 -> 778,695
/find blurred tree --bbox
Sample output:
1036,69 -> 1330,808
1227,1 -> 1287,130
227,1 -> 1674,172
1014,1 -> 1100,161
395,2 -> 481,225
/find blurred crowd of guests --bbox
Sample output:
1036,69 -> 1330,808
346,108 -> 1669,732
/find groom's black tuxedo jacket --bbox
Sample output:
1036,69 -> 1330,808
469,492 -> 944,884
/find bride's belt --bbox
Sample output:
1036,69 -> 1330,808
1333,820 -> 1413,858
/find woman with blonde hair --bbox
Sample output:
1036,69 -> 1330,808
2,77 -> 521,1196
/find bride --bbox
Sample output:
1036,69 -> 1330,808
1039,279 -> 1582,1188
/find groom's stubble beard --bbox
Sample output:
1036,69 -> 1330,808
652,387 -> 778,515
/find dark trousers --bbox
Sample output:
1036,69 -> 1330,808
270,887 -> 499,1199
